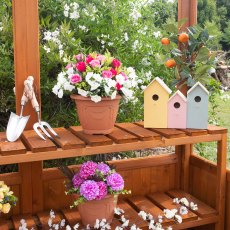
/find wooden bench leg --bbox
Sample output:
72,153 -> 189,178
215,133 -> 227,230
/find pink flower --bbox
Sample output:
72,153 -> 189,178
116,82 -> 123,90
102,70 -> 113,78
96,181 -> 107,200
110,68 -> 117,76
70,74 -> 82,84
86,55 -> 94,64
120,72 -> 128,80
96,54 -> 106,63
76,62 -> 86,72
65,64 -> 72,69
75,53 -> 85,62
112,59 -> 121,68
89,59 -> 101,68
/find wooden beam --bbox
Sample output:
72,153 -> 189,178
178,0 -> 197,30
12,0 -> 41,128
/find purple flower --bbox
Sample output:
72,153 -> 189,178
79,161 -> 97,179
106,173 -> 124,191
97,163 -> 110,175
80,180 -> 99,201
72,173 -> 84,189
96,181 -> 108,200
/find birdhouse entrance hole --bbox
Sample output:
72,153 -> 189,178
194,96 -> 201,103
152,94 -> 159,101
174,102 -> 180,109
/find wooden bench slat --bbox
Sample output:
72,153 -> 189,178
62,208 -> 82,227
167,189 -> 217,218
0,219 -> 10,230
147,192 -> 198,222
117,201 -> 147,228
115,123 -> 161,141
127,196 -> 173,225
69,126 -> 113,146
135,121 -> 186,138
12,214 -> 37,229
0,132 -> 26,156
37,211 -> 62,228
48,127 -> 85,150
207,125 -> 228,134
107,127 -> 139,144
22,130 -> 57,153
178,129 -> 208,136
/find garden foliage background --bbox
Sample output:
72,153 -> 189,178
0,0 -> 229,166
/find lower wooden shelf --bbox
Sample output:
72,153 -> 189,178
0,190 -> 218,230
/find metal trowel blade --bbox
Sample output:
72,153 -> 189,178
6,112 -> 30,142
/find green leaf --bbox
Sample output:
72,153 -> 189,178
164,23 -> 178,34
171,48 -> 182,56
196,47 -> 210,62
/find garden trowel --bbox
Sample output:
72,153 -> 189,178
6,78 -> 33,142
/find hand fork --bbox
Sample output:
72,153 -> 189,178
29,82 -> 59,140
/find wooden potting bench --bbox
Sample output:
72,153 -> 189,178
0,122 -> 227,229
1,0 -> 228,229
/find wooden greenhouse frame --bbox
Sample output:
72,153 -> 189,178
0,0 -> 229,229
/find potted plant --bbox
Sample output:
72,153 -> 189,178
160,22 -> 216,95
0,181 -> 17,215
52,51 -> 139,134
59,161 -> 130,227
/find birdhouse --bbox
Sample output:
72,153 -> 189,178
144,77 -> 172,128
168,90 -> 187,129
187,82 -> 209,129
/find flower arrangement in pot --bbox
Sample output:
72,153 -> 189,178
0,181 -> 17,214
52,51 -> 139,134
160,22 -> 216,95
59,161 -> 131,227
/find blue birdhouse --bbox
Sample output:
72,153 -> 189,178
186,82 -> 209,129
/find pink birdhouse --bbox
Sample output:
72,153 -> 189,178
168,90 -> 187,129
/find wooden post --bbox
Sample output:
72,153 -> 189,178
178,0 -> 197,30
215,133 -> 227,230
12,0 -> 43,214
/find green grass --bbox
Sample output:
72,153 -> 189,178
196,91 -> 230,168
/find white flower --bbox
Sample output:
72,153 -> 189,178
107,79 -> 117,88
93,74 -> 103,82
91,95 -> 101,103
174,214 -> 182,224
173,198 -> 180,204
153,31 -> 161,38
52,85 -> 60,95
147,213 -> 153,220
190,202 -> 198,211
130,224 -> 141,230
77,88 -> 88,97
73,223 -> 79,229
124,32 -> 129,41
86,72 -> 94,82
70,11 -> 80,19
48,218 -> 52,227
138,210 -> 147,220
58,89 -> 64,98
180,198 -> 189,207
180,206 -> 188,215
121,220 -> 129,227
166,227 -> 173,230
116,74 -> 125,85
121,88 -> 133,99
164,209 -> 177,219
114,207 -> 125,215
115,227 -> 123,230
111,91 -> 117,100
44,31 -> 52,41
148,220 -> 155,229
66,67 -> 74,75
94,219 -> 100,229
43,45 -> 50,53
90,82 -> 100,91
59,219 -> 65,227
66,226 -> 71,230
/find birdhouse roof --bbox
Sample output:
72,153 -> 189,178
144,77 -> 172,94
187,82 -> 209,95
168,90 -> 187,102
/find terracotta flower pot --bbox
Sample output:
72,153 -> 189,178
71,95 -> 121,134
77,195 -> 118,227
